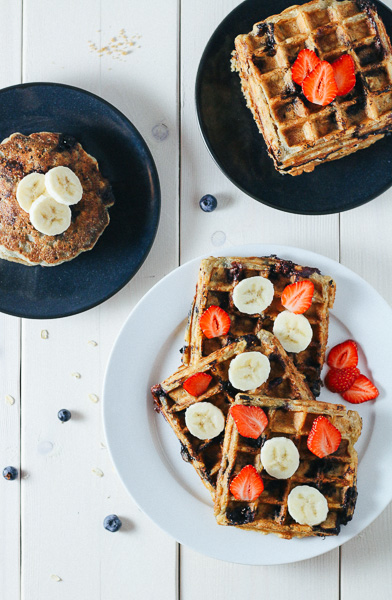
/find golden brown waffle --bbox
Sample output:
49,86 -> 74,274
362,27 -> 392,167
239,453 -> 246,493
215,394 -> 362,538
152,330 -> 315,497
232,0 -> 392,175
183,256 -> 336,397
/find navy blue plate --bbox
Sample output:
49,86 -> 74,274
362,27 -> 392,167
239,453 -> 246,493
0,82 -> 160,319
196,0 -> 392,215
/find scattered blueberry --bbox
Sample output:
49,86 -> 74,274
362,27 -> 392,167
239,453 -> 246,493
3,466 -> 18,481
199,194 -> 217,212
57,134 -> 77,152
58,409 -> 71,422
104,514 -> 122,532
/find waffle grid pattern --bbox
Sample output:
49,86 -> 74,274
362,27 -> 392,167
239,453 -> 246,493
215,394 -> 362,538
233,0 -> 392,174
183,256 -> 336,397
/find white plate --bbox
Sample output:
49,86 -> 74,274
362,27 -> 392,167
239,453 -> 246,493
103,244 -> 392,565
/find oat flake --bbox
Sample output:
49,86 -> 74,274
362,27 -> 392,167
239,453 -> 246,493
41,330 -> 49,339
89,393 -> 99,403
92,468 -> 104,477
5,395 -> 15,405
72,372 -> 81,379
50,575 -> 61,582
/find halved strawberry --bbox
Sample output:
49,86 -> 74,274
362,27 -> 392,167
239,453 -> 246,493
332,54 -> 356,96
302,60 -> 338,106
199,305 -> 231,339
230,405 -> 268,439
229,465 -> 264,501
325,367 -> 360,393
327,340 -> 358,369
342,374 -> 379,404
291,49 -> 321,85
307,415 -> 342,458
281,280 -> 314,314
183,372 -> 212,396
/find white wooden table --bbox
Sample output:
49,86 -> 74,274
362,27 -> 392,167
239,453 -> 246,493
0,0 -> 391,598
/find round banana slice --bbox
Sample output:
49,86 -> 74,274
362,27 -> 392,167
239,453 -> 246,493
185,402 -> 225,440
273,310 -> 313,353
45,166 -> 83,206
16,173 -> 46,212
260,437 -> 300,479
29,194 -> 72,236
287,485 -> 329,526
228,351 -> 270,391
232,276 -> 274,315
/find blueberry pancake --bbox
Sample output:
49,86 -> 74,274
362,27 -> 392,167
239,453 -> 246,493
0,132 -> 114,266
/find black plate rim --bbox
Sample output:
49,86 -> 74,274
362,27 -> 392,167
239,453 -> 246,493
195,0 -> 392,216
0,81 -> 161,320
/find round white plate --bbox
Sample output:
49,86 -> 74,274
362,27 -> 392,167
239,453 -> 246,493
103,244 -> 392,565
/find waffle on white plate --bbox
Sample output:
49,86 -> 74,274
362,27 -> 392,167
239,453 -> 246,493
182,256 -> 336,397
152,330 -> 315,498
232,0 -> 392,175
215,394 -> 362,538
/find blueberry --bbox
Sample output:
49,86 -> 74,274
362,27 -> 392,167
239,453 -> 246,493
3,466 -> 18,481
57,134 -> 77,152
199,194 -> 217,212
58,409 -> 71,422
103,514 -> 122,532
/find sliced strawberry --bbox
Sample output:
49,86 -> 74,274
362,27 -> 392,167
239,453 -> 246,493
183,372 -> 212,396
332,54 -> 356,96
281,280 -> 314,314
342,374 -> 379,404
325,367 -> 360,393
230,405 -> 268,439
291,49 -> 321,85
199,305 -> 231,339
229,465 -> 264,501
307,415 -> 342,458
327,340 -> 358,369
302,60 -> 338,106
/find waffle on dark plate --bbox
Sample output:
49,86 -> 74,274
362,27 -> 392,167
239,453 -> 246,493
232,0 -> 392,175
215,394 -> 362,538
152,330 -> 315,498
182,256 -> 336,397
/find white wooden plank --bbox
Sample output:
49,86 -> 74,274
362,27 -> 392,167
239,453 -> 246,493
21,0 -> 179,598
340,189 -> 392,599
0,2 -> 23,599
179,0 -> 340,595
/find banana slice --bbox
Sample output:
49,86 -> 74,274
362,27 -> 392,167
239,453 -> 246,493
228,351 -> 270,391
232,276 -> 274,314
45,166 -> 83,206
29,194 -> 71,236
287,485 -> 329,526
260,437 -> 300,479
16,173 -> 46,212
273,310 -> 313,353
185,402 -> 225,440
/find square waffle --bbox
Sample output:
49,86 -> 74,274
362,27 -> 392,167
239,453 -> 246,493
182,256 -> 336,397
232,0 -> 392,175
152,330 -> 315,498
214,394 -> 362,538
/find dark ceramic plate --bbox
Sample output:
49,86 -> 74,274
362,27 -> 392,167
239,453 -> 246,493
0,82 -> 160,319
196,0 -> 392,214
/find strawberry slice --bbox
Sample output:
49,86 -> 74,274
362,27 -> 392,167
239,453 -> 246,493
302,60 -> 338,106
307,415 -> 342,458
281,280 -> 314,314
327,340 -> 358,369
183,372 -> 212,396
342,374 -> 379,404
291,49 -> 321,85
332,54 -> 356,96
199,305 -> 231,339
325,367 -> 360,393
230,405 -> 268,439
229,465 -> 264,501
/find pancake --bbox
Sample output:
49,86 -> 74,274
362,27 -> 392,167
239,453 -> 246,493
0,132 -> 114,266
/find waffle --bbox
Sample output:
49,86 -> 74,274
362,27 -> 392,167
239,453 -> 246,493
182,256 -> 336,397
152,330 -> 315,498
232,0 -> 392,175
215,394 -> 362,538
